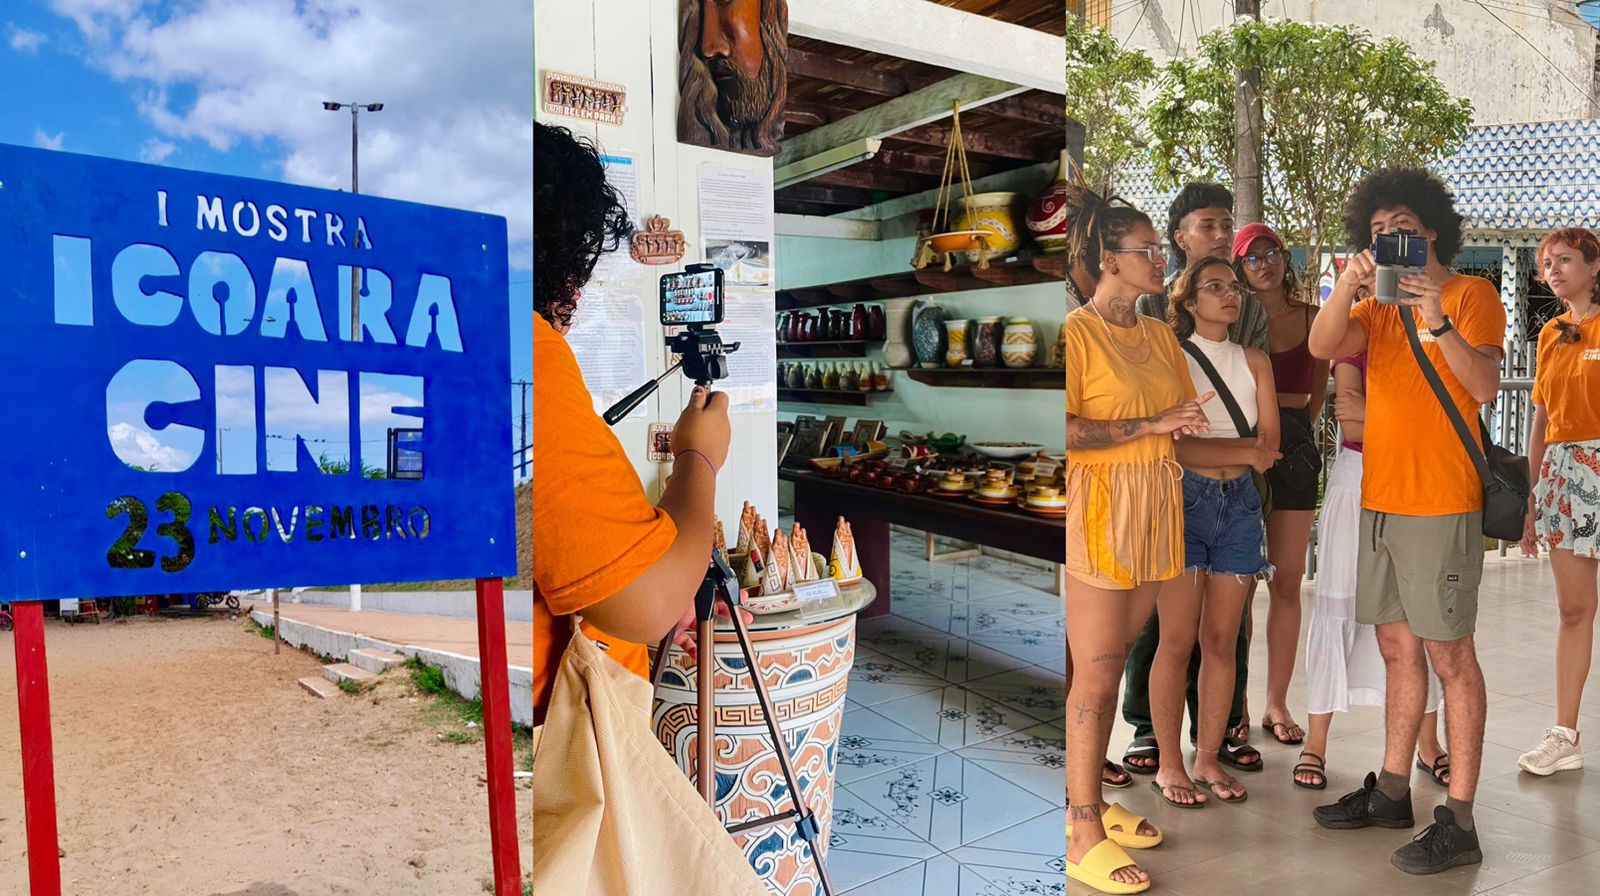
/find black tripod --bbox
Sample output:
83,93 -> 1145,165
605,325 -> 833,894
647,551 -> 836,896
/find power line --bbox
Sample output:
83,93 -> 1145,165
1472,0 -> 1593,107
1119,0 -> 1152,51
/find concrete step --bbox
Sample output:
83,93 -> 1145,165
322,663 -> 376,686
348,647 -> 406,675
299,676 -> 342,700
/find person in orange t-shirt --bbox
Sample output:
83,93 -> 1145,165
1516,227 -> 1600,777
1307,168 -> 1504,874
532,123 -> 735,727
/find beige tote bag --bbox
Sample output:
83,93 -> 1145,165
532,627 -> 769,896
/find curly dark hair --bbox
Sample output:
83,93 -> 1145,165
1166,182 -> 1233,267
1342,167 -> 1463,266
534,123 -> 633,330
1168,255 -> 1235,341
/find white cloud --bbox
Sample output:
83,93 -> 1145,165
50,0 -> 533,268
8,25 -> 46,52
107,421 -> 195,471
139,137 -> 175,163
32,129 -> 65,150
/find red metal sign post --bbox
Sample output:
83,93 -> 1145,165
13,601 -> 62,896
475,577 -> 524,894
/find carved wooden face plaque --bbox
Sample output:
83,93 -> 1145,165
677,0 -> 788,157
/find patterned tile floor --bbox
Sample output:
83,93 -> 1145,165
828,528 -> 1067,896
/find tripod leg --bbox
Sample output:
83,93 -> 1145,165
697,615 -> 716,808
720,591 -> 836,896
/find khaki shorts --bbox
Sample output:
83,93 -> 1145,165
1356,509 -> 1483,641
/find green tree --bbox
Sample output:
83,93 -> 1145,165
1147,19 -> 1473,285
1064,18 -> 1157,197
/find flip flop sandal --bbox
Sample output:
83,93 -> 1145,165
1193,775 -> 1248,803
1415,752 -> 1451,786
1065,802 -> 1164,850
1122,736 -> 1159,775
1066,838 -> 1151,895
1103,758 -> 1134,789
1262,718 -> 1306,745
1220,734 -> 1264,772
1149,780 -> 1207,809
1293,751 -> 1327,790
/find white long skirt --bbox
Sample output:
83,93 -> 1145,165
1304,447 -> 1442,715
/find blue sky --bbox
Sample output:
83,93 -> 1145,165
2,1 -> 532,469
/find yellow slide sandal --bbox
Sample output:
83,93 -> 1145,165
1066,839 -> 1151,894
1066,802 -> 1164,850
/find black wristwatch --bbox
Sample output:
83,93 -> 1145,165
1429,316 -> 1455,338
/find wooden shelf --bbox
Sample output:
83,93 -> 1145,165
777,340 -> 879,359
777,388 -> 881,406
903,367 -> 1063,389
776,255 -> 1065,310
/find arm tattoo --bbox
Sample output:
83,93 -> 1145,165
1069,804 -> 1104,822
1119,417 -> 1152,438
1067,419 -> 1114,449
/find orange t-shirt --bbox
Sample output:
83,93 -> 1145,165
1532,312 -> 1600,444
532,314 -> 676,725
1350,274 -> 1506,516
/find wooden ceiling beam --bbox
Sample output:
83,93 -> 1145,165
785,47 -> 910,96
811,167 -> 931,194
893,124 -> 1054,161
774,184 -> 879,207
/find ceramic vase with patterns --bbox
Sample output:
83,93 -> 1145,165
956,191 -> 1021,263
804,365 -> 822,390
787,363 -> 806,389
1002,318 -> 1037,368
911,298 -> 947,369
944,319 -> 970,368
882,298 -> 916,368
973,316 -> 1003,368
1025,149 -> 1072,254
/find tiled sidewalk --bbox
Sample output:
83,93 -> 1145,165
829,529 -> 1066,895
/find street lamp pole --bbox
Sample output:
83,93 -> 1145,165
323,101 -> 383,612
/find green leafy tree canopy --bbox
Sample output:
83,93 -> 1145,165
1146,18 -> 1473,283
1064,18 -> 1157,197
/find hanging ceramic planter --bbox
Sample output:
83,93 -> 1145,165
911,100 -> 994,271
1026,149 -> 1073,254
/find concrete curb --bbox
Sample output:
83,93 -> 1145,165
251,610 -> 533,727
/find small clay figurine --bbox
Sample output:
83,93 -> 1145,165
789,524 -> 814,583
764,527 -> 792,595
829,516 -> 862,582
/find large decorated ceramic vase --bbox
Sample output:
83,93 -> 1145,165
911,298 -> 948,369
881,297 -> 916,369
955,191 -> 1021,262
1026,149 -> 1072,253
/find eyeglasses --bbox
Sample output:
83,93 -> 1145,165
1241,248 -> 1283,269
1200,280 -> 1243,298
1108,245 -> 1167,265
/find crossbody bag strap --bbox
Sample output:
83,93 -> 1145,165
1399,312 -> 1493,485
1180,340 -> 1256,438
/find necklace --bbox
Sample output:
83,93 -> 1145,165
1089,298 -> 1152,364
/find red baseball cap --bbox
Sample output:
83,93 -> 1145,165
1231,222 -> 1284,260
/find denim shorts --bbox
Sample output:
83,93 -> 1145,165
1181,470 -> 1272,578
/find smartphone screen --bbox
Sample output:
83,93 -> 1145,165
660,269 -> 724,326
1372,231 -> 1429,267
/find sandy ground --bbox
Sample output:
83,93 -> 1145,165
0,613 -> 532,895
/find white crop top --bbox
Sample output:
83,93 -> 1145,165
1182,334 -> 1258,439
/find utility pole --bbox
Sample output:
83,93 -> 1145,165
323,100 -> 383,612
1233,0 -> 1264,226
515,380 -> 531,479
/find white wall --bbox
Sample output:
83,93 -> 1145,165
1105,0 -> 1597,125
535,0 -> 779,529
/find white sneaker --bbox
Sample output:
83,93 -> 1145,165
1517,727 -> 1584,775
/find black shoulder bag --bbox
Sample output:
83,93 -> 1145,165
1400,313 -> 1529,541
1180,341 -> 1272,514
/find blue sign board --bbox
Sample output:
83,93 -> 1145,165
0,143 -> 517,599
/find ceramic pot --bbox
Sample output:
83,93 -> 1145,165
911,298 -> 947,369
868,305 -> 886,341
1026,149 -> 1072,254
873,365 -> 891,391
944,319 -> 970,368
956,191 -> 1021,262
882,298 -> 916,369
973,316 -> 1003,368
787,363 -> 806,389
822,363 -> 840,390
804,365 -> 822,390
1002,318 -> 1037,368
840,365 -> 858,391
857,363 -> 873,393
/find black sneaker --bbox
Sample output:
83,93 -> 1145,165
1313,771 -> 1415,830
1391,806 -> 1483,874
